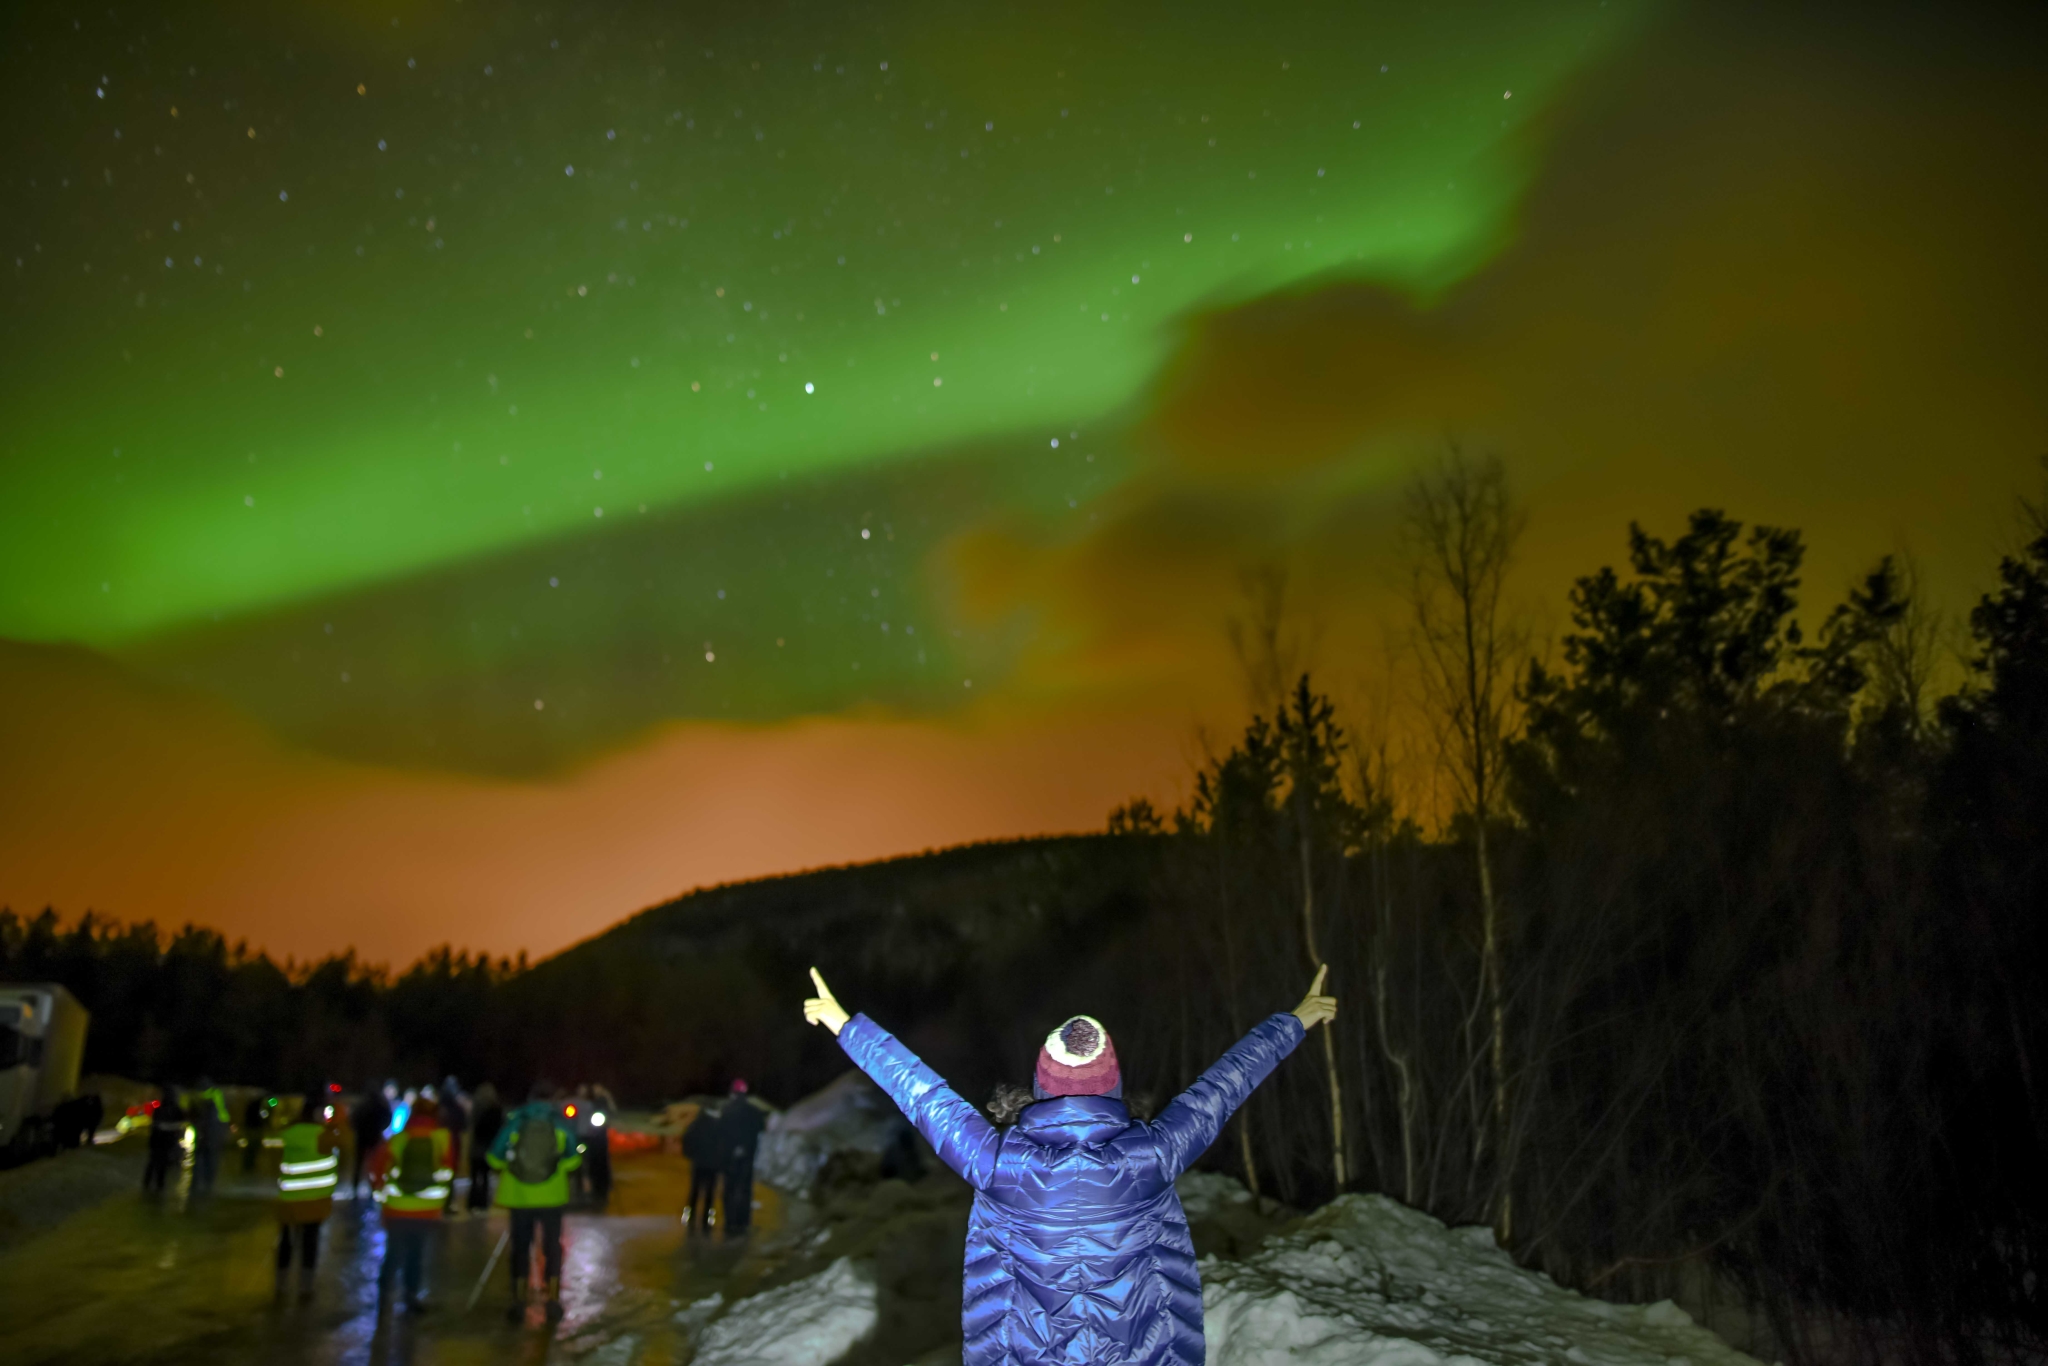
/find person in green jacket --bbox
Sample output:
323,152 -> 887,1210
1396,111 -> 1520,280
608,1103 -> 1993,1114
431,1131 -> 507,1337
487,1080 -> 582,1324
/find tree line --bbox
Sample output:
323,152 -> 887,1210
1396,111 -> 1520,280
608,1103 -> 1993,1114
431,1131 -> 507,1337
0,915 -> 525,1096
1105,456 -> 2048,1364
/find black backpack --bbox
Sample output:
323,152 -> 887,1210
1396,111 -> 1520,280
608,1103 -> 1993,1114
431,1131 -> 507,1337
507,1111 -> 560,1185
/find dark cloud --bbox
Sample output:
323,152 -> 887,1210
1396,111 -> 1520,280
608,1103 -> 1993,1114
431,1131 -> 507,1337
956,0 -> 2048,695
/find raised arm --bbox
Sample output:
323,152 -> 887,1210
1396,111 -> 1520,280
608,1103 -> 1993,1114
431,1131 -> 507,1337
805,968 -> 1002,1189
1151,1013 -> 1304,1177
1151,968 -> 1337,1177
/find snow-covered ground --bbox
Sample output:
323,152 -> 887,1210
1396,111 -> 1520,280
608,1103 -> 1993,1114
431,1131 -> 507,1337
687,1258 -> 879,1366
656,1166 -> 1759,1366
1190,1174 -> 1759,1366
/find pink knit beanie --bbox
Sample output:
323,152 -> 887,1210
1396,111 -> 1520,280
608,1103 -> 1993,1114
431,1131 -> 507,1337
1034,1015 -> 1122,1098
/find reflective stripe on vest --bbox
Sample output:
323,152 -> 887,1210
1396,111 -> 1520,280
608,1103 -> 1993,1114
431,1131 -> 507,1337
276,1123 -> 336,1201
373,1167 -> 454,1201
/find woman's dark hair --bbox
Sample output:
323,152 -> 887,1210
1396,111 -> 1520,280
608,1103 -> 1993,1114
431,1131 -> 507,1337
987,1083 -> 1035,1127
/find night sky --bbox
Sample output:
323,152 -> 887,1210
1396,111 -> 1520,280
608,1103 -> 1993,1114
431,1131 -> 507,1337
4,1 -> 2044,965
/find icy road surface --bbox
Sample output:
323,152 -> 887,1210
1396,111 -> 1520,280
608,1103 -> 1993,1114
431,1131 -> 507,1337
0,1134 -> 794,1366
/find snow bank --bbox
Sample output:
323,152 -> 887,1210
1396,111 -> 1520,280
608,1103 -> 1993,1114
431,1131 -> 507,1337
756,1069 -> 912,1195
689,1257 -> 878,1366
1180,1170 -> 1266,1224
0,1136 -> 145,1255
1199,1185 -> 1761,1366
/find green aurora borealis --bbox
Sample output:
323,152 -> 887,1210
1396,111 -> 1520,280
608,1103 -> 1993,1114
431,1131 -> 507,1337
4,0 -> 1646,767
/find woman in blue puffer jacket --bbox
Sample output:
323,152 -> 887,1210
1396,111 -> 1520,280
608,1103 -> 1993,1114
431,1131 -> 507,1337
803,964 -> 1337,1366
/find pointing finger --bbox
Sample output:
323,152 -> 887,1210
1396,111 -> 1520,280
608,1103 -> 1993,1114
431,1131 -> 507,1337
809,966 -> 829,996
1309,964 -> 1328,995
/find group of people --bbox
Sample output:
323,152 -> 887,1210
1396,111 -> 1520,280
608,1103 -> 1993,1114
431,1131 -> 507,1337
344,1076 -> 511,1214
128,1069 -> 622,1326
121,956 -> 1333,1364
142,1077 -> 230,1194
122,952 -> 1339,1366
681,1079 -> 772,1237
265,1077 -> 602,1324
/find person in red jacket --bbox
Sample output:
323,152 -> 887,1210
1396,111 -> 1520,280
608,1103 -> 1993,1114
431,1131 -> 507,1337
368,1095 -> 456,1313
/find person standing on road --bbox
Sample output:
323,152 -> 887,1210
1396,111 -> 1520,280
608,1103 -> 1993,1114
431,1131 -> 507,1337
681,1099 -> 724,1235
437,1077 -> 469,1214
242,1093 -> 269,1172
142,1086 -> 186,1194
369,1095 -> 455,1313
488,1080 -> 582,1324
350,1081 -> 392,1196
713,1079 -> 770,1238
274,1089 -> 345,1300
466,1081 -> 504,1212
189,1077 -> 229,1195
586,1084 -> 617,1206
802,964 -> 1336,1366
568,1083 -> 615,1207
568,1084 -> 597,1201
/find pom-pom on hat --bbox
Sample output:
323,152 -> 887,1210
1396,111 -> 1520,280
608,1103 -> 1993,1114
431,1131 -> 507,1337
1034,1015 -> 1122,1099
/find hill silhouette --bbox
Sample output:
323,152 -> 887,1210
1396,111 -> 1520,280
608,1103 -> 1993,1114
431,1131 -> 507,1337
506,834 -> 1169,1109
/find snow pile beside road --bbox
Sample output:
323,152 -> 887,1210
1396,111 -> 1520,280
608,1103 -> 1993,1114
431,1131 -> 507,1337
1201,1187 -> 1761,1366
689,1257 -> 878,1366
0,1137 -> 144,1255
756,1069 -> 911,1195
1180,1169 -> 1268,1223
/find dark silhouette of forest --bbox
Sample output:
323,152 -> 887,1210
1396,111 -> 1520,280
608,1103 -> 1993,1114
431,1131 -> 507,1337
7,474 -> 2046,1363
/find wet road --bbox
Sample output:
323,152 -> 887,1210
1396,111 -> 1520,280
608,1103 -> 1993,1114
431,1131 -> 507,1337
0,1136 -> 787,1365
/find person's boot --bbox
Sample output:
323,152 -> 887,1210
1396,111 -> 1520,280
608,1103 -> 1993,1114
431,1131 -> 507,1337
543,1276 -> 564,1323
505,1282 -> 527,1324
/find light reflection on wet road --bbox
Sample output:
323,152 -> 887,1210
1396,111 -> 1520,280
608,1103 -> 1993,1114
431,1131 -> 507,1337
0,1138 -> 781,1366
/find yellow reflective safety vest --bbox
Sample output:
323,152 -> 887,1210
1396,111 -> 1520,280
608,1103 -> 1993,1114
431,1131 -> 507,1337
276,1121 -> 340,1202
376,1126 -> 454,1218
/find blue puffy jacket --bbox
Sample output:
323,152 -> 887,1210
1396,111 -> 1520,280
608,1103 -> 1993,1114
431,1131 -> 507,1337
838,1010 -> 1305,1366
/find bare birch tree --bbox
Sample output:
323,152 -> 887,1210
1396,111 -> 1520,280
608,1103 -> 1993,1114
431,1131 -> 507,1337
1281,677 -> 1355,1191
1401,445 -> 1527,1242
1862,549 -> 1947,741
1228,566 -> 1350,1190
1356,733 -> 1419,1203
